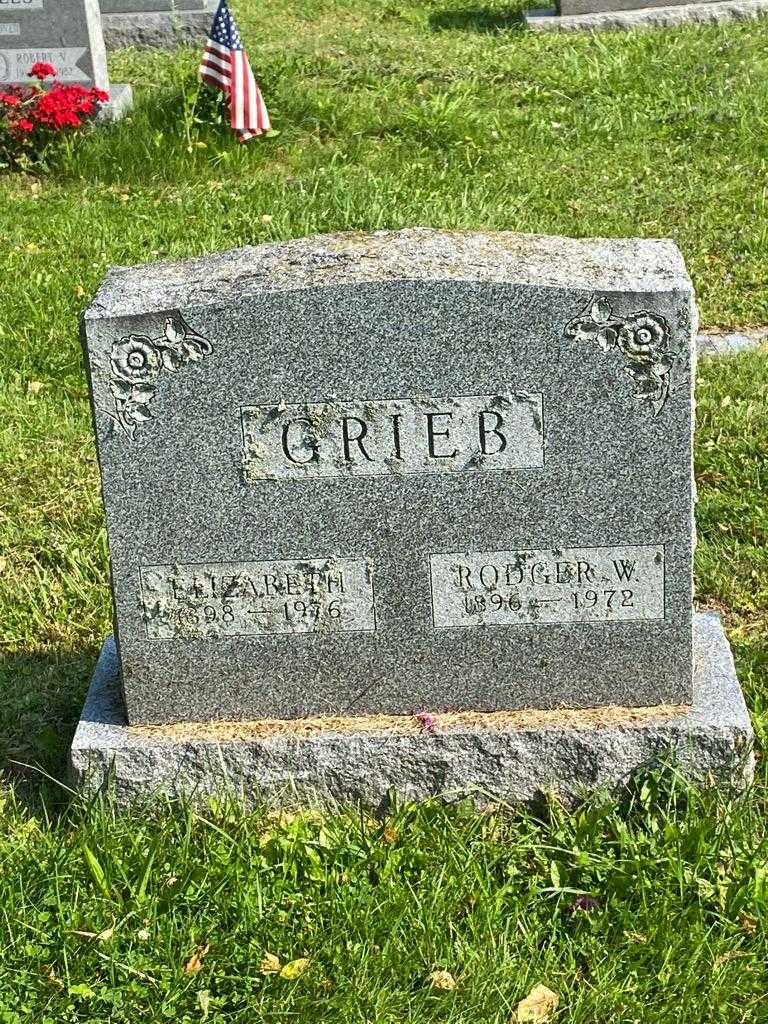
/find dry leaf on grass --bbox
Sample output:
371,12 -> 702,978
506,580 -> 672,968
512,984 -> 559,1022
280,958 -> 310,980
184,944 -> 210,974
27,381 -> 44,395
260,952 -> 281,974
429,970 -> 457,991
71,925 -> 114,943
738,912 -> 758,935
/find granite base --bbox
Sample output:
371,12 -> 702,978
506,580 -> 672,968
98,83 -> 134,121
525,0 -> 768,30
70,613 -> 753,808
102,10 -> 213,48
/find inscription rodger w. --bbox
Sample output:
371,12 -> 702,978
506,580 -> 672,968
241,391 -> 544,481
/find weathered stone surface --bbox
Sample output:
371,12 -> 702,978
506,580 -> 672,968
102,10 -> 211,49
526,0 -> 768,30
81,229 -> 697,725
69,613 -> 754,808
559,0 -> 715,17
697,331 -> 767,357
100,0 -> 215,50
0,0 -> 132,117
101,1 -> 208,11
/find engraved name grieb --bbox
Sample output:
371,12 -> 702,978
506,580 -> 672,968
430,545 -> 665,628
140,557 -> 376,640
241,391 -> 544,481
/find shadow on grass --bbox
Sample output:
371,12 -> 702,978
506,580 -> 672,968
428,6 -> 525,32
0,646 -> 99,803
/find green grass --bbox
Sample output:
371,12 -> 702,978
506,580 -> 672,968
0,776 -> 767,1023
0,1 -> 767,1018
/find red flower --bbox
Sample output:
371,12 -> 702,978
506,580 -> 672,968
0,92 -> 20,106
15,118 -> 34,133
29,62 -> 56,81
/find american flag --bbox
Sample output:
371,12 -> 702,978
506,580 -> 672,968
199,0 -> 270,142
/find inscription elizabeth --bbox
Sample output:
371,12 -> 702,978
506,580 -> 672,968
140,557 -> 375,640
242,391 -> 544,481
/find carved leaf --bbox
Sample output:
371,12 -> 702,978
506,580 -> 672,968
130,385 -> 156,404
596,327 -> 616,352
161,348 -> 184,372
591,297 -> 612,324
109,378 -> 133,399
124,404 -> 153,424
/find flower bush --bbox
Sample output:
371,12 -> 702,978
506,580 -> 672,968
0,62 -> 109,169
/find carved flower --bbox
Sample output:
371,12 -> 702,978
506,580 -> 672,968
563,296 -> 674,416
616,313 -> 667,362
110,336 -> 161,385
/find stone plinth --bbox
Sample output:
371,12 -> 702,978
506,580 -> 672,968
70,613 -> 754,808
525,0 -> 768,30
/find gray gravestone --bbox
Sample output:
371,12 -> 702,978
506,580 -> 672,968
102,1 -> 209,10
81,229 -> 698,727
525,0 -> 763,31
559,0 -> 716,15
100,0 -> 216,49
0,0 -> 131,117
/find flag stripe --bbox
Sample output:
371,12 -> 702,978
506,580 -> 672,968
198,0 -> 270,144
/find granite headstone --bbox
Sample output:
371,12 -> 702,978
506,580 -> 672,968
81,229 -> 698,727
0,0 -> 132,117
558,0 -> 718,15
100,0 -> 215,49
524,0 -> 755,30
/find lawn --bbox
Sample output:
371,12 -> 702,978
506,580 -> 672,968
0,0 -> 767,1019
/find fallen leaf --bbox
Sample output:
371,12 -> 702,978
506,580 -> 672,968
512,984 -> 559,1022
738,912 -> 758,935
429,970 -> 457,991
280,958 -> 310,980
260,952 -> 281,974
97,926 -> 115,943
260,214 -> 273,223
382,827 -> 397,845
184,944 -> 210,974
43,964 -> 64,989
27,380 -> 44,395
75,284 -> 86,298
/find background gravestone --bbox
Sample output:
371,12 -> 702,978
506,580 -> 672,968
524,0 -> 763,30
81,229 -> 697,727
0,0 -> 132,117
100,0 -> 216,49
558,0 -> 719,14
